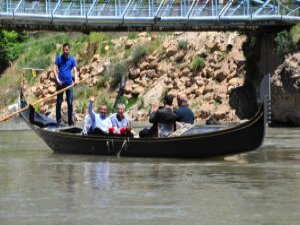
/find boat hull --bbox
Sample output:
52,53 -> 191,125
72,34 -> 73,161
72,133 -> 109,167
22,107 -> 264,158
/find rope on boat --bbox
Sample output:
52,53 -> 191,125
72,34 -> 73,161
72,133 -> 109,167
117,138 -> 130,158
111,139 -> 115,152
106,140 -> 110,155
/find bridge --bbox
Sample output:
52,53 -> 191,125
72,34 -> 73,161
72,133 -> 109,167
1,0 -> 300,31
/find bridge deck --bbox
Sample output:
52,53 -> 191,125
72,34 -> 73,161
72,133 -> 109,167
1,0 -> 300,30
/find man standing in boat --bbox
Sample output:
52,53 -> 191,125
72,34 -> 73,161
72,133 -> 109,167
54,43 -> 78,126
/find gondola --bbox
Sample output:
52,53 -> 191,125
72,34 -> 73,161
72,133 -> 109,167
19,75 -> 271,158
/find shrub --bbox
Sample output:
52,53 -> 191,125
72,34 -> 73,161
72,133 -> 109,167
178,40 -> 188,50
275,30 -> 294,61
290,23 -> 300,45
129,45 -> 147,66
108,62 -> 128,88
191,56 -> 205,71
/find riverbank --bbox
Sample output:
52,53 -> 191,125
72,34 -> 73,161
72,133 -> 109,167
1,28 -> 300,126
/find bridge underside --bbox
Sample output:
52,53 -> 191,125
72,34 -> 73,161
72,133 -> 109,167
1,0 -> 300,31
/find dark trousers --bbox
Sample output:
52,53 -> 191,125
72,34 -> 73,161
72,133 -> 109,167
139,127 -> 155,138
89,128 -> 107,136
56,85 -> 73,125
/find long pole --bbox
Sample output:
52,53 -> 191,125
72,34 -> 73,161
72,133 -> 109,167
0,75 -> 91,122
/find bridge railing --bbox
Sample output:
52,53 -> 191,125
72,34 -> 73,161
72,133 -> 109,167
0,0 -> 300,29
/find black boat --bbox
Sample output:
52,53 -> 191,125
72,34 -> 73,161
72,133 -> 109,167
19,75 -> 271,158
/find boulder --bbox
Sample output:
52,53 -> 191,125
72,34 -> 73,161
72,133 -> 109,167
139,79 -> 148,87
166,46 -> 178,57
145,69 -> 157,79
31,86 -> 43,97
129,68 -> 141,79
180,68 -> 190,77
139,61 -> 149,70
124,83 -> 133,94
125,40 -> 134,49
138,32 -> 147,38
48,86 -> 56,94
132,86 -> 145,97
174,51 -> 185,62
40,73 -> 48,82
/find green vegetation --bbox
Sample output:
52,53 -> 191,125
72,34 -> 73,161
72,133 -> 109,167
290,23 -> 300,44
0,30 -> 28,73
129,45 -> 147,66
177,40 -> 188,50
190,56 -> 205,71
146,36 -> 164,54
128,33 -> 139,40
274,24 -> 300,62
75,101 -> 87,114
107,62 -> 128,89
275,30 -> 294,61
117,96 -> 138,110
137,98 -> 145,110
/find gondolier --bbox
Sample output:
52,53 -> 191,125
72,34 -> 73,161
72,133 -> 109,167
54,43 -> 78,126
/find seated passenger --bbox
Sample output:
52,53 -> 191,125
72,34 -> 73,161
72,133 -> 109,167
139,95 -> 177,138
174,94 -> 195,124
88,96 -> 112,135
109,103 -> 131,135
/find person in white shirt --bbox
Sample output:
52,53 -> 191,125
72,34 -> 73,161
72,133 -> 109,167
88,96 -> 112,135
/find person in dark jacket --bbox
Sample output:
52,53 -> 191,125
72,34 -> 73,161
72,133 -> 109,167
174,94 -> 195,124
139,95 -> 177,138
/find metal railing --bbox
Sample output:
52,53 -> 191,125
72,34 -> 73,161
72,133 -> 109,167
0,0 -> 300,30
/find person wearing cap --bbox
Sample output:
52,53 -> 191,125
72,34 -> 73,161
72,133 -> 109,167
139,95 -> 177,138
174,94 -> 195,124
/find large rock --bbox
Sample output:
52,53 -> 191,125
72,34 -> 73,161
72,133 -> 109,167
145,69 -> 157,79
271,52 -> 300,125
166,46 -> 178,57
31,86 -> 43,97
129,68 -> 141,79
132,86 -> 144,96
125,40 -> 134,49
48,86 -> 56,94
139,61 -> 149,70
180,68 -> 190,77
174,51 -> 185,62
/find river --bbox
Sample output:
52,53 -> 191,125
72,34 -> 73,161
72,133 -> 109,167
0,127 -> 300,225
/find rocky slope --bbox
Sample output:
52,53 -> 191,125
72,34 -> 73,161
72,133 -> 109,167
2,32 -> 248,123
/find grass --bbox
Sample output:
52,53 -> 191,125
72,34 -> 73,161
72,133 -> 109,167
178,40 -> 188,50
146,36 -> 164,54
0,64 -> 22,108
137,98 -> 145,110
191,56 -> 205,72
128,33 -> 139,40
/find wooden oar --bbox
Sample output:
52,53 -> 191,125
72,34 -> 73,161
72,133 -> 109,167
0,76 -> 91,122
